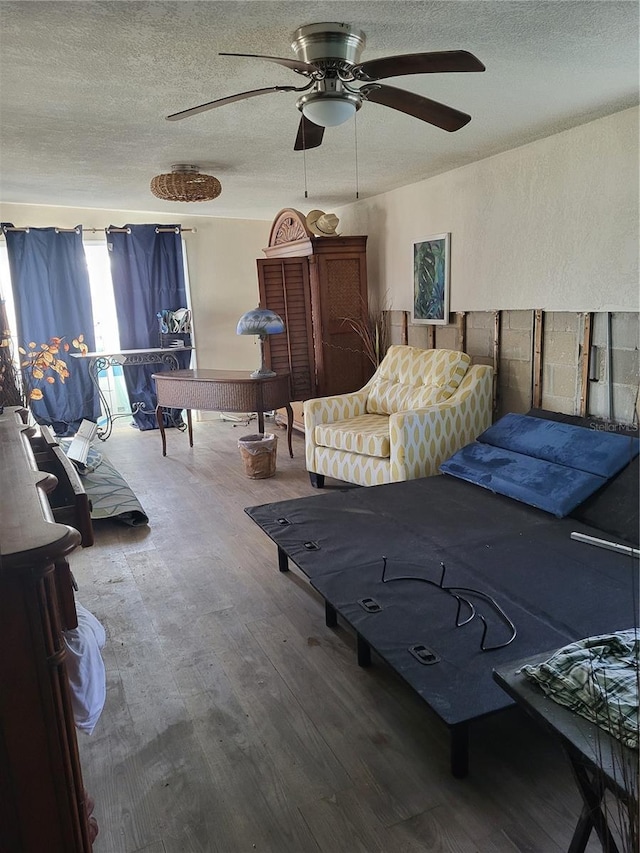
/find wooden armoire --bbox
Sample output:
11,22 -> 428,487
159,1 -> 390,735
257,209 -> 372,417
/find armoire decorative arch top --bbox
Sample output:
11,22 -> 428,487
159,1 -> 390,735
267,208 -> 313,248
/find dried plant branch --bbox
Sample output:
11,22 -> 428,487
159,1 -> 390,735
340,292 -> 391,368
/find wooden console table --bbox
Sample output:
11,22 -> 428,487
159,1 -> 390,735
152,368 -> 294,458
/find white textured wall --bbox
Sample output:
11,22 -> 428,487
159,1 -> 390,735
0,203 -> 270,370
336,107 -> 639,314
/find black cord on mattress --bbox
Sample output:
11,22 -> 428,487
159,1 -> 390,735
380,557 -> 517,651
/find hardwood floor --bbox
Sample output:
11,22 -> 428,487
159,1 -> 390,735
73,418 -> 600,853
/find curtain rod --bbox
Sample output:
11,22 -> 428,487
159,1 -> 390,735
1,226 -> 196,234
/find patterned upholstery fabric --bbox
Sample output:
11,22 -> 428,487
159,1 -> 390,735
367,346 -> 471,414
304,346 -> 494,487
315,414 -> 391,457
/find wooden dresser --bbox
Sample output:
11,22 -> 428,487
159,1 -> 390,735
0,407 -> 94,852
257,209 -> 373,430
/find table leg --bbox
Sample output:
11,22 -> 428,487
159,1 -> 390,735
568,807 -> 595,853
284,402 -> 294,458
156,405 -> 167,457
186,409 -> 193,448
569,758 -> 620,853
88,357 -> 113,441
258,410 -> 265,434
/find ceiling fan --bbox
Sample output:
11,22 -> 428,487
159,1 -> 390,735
167,22 -> 485,151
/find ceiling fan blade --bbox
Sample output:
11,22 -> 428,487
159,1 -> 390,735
294,115 -> 325,151
166,86 -> 303,121
360,83 -> 471,132
220,52 -> 318,75
354,50 -> 485,81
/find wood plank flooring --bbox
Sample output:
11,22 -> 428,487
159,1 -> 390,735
72,418 -> 602,853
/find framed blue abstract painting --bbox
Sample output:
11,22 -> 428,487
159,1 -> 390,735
412,233 -> 450,325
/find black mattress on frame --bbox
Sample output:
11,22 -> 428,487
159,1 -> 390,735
245,473 -> 638,729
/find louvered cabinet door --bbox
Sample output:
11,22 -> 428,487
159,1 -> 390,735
257,257 -> 316,401
309,237 -> 372,397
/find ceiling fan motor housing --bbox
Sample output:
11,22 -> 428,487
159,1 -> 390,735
291,22 -> 366,69
293,24 -> 365,126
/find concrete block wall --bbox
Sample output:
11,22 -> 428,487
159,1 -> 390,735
407,320 -> 458,350
589,312 -> 640,425
388,310 -> 464,351
386,310 -> 407,347
385,310 -> 639,426
497,311 -> 534,417
465,311 -> 494,364
541,312 -> 581,416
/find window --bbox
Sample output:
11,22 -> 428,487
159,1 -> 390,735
0,242 -> 128,424
0,247 -> 17,352
83,242 -> 130,422
1,233 -> 193,426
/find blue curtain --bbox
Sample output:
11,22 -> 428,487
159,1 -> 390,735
107,224 -> 190,430
2,224 -> 100,435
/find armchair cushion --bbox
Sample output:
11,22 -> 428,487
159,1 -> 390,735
314,414 -> 391,457
366,347 -> 471,415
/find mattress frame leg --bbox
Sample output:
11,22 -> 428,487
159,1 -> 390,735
325,601 -> 337,628
450,723 -> 469,778
277,546 -> 289,573
357,633 -> 371,668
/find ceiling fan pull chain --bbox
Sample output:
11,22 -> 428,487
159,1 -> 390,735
302,125 -> 309,198
354,111 -> 360,199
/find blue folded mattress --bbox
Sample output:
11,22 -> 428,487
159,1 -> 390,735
440,413 -> 639,518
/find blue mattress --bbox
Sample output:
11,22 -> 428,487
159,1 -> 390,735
440,413 -> 639,517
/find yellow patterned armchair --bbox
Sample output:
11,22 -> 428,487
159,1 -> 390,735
304,345 -> 494,488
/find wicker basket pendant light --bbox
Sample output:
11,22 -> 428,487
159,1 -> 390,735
150,164 -> 222,202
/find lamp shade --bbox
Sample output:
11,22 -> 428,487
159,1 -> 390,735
237,308 -> 285,379
236,308 -> 285,337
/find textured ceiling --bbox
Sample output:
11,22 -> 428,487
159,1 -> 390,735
0,1 -> 638,220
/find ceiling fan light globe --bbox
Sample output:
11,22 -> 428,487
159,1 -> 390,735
302,99 -> 357,127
